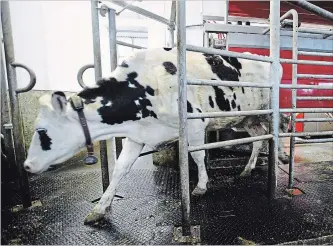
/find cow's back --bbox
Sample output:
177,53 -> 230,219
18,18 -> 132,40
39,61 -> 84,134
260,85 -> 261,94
117,48 -> 274,130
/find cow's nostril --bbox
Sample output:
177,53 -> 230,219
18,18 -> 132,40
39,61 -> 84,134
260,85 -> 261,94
24,164 -> 31,171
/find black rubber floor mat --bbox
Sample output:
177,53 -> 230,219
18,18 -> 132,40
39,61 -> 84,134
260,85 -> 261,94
2,160 -> 333,245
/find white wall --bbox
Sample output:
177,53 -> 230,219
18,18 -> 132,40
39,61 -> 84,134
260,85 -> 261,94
8,1 -> 227,92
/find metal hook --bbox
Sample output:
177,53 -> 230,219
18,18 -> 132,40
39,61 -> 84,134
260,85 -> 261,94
77,64 -> 94,89
12,62 -> 37,94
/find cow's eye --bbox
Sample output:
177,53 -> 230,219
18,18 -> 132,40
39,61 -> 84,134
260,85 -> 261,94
36,128 -> 47,134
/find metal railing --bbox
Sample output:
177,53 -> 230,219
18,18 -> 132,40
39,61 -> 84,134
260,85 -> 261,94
177,0 -> 282,237
178,0 -> 333,237
1,1 -> 38,208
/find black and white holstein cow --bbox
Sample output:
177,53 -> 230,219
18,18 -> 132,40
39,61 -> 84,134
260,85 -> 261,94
24,47 -> 289,224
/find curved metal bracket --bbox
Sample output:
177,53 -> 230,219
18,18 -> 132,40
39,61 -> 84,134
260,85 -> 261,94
77,64 -> 94,89
12,62 -> 37,94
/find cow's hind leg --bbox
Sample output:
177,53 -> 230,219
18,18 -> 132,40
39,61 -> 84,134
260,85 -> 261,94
84,138 -> 144,225
240,140 -> 263,177
240,119 -> 265,177
189,131 -> 209,196
278,113 -> 289,164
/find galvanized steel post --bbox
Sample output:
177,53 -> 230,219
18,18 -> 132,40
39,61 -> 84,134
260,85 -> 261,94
268,0 -> 281,200
288,10 -> 299,189
91,0 -> 109,192
1,38 -> 15,176
168,1 -> 176,48
1,1 -> 32,208
106,6 -> 118,178
177,0 -> 191,236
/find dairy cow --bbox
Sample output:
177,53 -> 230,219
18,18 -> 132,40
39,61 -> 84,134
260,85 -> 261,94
24,47 -> 288,224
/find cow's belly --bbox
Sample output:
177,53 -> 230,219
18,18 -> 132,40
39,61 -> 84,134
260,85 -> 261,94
206,116 -> 246,131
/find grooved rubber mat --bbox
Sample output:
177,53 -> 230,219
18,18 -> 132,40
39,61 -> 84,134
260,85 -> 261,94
2,160 -> 333,245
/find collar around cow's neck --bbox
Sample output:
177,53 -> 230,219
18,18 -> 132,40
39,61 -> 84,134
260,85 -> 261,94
69,95 -> 98,165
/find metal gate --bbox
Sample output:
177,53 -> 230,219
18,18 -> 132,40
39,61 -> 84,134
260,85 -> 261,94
175,0 -> 333,241
1,1 -> 37,208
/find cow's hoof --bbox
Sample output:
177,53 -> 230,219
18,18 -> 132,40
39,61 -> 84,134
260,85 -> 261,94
84,211 -> 105,225
279,154 -> 289,164
192,186 -> 207,196
240,170 -> 251,177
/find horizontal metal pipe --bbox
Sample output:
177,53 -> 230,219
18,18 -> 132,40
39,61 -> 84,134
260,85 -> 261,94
297,96 -> 333,101
107,0 -> 170,25
279,131 -> 333,138
188,110 -> 273,119
298,28 -> 333,35
280,59 -> 333,66
187,44 -> 273,63
280,84 -> 333,90
187,79 -> 273,88
298,51 -> 333,57
280,108 -> 333,113
188,134 -> 273,152
286,0 -> 333,23
296,117 -> 333,122
116,40 -> 146,49
295,138 -> 333,144
297,74 -> 333,79
323,33 -> 333,39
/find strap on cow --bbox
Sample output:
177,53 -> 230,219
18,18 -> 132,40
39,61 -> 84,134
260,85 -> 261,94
69,95 -> 98,165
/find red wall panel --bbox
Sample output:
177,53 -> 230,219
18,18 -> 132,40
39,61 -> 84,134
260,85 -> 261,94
229,1 -> 333,26
229,47 -> 333,109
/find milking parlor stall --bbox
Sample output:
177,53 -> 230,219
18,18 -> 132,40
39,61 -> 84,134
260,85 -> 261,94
1,0 -> 333,244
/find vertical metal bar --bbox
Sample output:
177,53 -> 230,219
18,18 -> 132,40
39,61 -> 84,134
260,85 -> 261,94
91,0 -> 109,192
288,12 -> 298,189
107,7 -> 118,178
168,26 -> 175,48
224,0 -> 229,50
268,0 -> 280,200
168,1 -> 176,48
177,0 -> 191,236
204,32 -> 209,47
1,42 -> 15,170
1,1 -> 32,208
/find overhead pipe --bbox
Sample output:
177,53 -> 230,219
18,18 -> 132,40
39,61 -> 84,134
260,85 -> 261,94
286,0 -> 333,23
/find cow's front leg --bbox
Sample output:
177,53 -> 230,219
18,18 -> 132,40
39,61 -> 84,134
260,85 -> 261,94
189,131 -> 208,196
84,138 -> 144,225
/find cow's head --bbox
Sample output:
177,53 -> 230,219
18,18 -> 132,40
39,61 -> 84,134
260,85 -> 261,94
24,91 -> 87,174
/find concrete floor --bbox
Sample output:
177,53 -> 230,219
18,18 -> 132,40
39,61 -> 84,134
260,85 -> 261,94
282,137 -> 333,164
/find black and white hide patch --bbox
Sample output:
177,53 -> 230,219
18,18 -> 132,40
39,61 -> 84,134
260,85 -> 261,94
203,54 -> 241,82
120,60 -> 129,68
37,129 -> 52,151
163,62 -> 177,75
204,54 -> 244,111
78,72 -> 157,125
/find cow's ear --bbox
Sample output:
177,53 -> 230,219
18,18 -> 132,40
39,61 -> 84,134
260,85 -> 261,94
51,91 -> 67,114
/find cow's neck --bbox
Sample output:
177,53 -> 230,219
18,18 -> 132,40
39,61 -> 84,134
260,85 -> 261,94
71,74 -> 157,143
